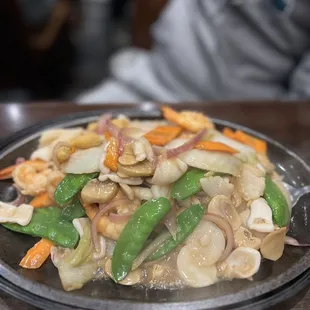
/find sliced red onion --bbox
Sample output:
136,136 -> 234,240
91,199 -> 129,251
10,186 -> 25,206
15,157 -> 26,165
107,121 -> 121,137
166,129 -> 207,159
132,231 -> 171,270
285,236 -> 310,247
109,212 -> 132,223
163,202 -> 177,240
204,213 -> 234,262
97,113 -> 112,134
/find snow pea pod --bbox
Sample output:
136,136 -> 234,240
170,168 -> 205,200
112,197 -> 171,282
54,172 -> 99,206
2,207 -> 79,248
146,204 -> 204,261
61,196 -> 85,221
264,175 -> 290,227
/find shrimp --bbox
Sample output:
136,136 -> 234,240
84,191 -> 140,240
12,161 -> 51,196
47,171 -> 65,202
83,204 -> 127,240
162,106 -> 214,132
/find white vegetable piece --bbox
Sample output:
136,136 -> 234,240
151,158 -> 187,185
200,176 -> 234,199
30,146 -> 51,162
247,198 -> 274,233
177,245 -> 218,288
0,202 -> 33,226
219,247 -> 261,279
64,146 -> 105,174
132,186 -> 153,201
185,220 -> 226,266
234,164 -> 265,201
151,185 -> 171,198
133,140 -> 146,162
179,149 -> 242,176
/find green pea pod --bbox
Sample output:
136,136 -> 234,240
54,172 -> 99,206
264,175 -> 290,227
2,207 -> 79,248
146,204 -> 204,261
170,168 -> 206,200
61,196 -> 85,221
112,197 -> 171,282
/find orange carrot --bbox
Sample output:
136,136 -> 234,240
19,239 -> 54,269
144,126 -> 183,146
104,131 -> 112,141
104,137 -> 119,172
223,127 -> 267,153
30,192 -> 52,208
195,141 -> 238,153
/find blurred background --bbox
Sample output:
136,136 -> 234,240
0,0 -> 167,103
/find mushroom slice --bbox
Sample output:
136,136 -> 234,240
119,183 -> 135,200
185,220 -> 226,266
208,195 -> 241,231
118,160 -> 154,177
260,227 -> 286,261
247,198 -> 274,233
105,259 -> 142,285
133,140 -> 147,162
81,179 -> 118,204
99,173 -> 143,185
218,247 -> 261,279
118,143 -> 139,166
177,245 -> 218,288
239,209 -> 250,227
234,227 -> 261,250
151,158 -> 187,185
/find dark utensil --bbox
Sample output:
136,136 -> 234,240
0,110 -> 309,310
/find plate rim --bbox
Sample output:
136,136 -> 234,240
0,109 -> 309,309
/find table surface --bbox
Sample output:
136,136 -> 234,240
0,101 -> 309,310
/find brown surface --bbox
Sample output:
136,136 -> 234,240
132,0 -> 168,48
0,101 -> 309,309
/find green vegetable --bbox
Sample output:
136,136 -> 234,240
264,175 -> 290,227
170,168 -> 205,200
65,220 -> 92,267
146,204 -> 204,261
112,197 -> 171,282
54,173 -> 99,206
61,196 -> 85,221
3,207 -> 79,248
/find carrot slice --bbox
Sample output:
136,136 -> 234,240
104,131 -> 112,141
30,192 -> 52,208
195,141 -> 238,154
223,127 -> 267,154
104,137 -> 119,172
19,239 -> 54,269
144,126 -> 182,146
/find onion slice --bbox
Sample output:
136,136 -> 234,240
203,213 -> 234,262
10,185 -> 25,206
132,231 -> 171,270
97,113 -> 112,134
163,202 -> 177,240
167,129 -> 207,159
15,157 -> 25,165
91,199 -> 128,250
285,236 -> 310,247
109,212 -> 132,223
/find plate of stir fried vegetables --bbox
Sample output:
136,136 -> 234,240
0,106 -> 309,309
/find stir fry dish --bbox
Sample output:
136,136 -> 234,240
0,106 -> 294,291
